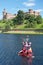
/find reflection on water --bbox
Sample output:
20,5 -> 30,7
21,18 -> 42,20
21,57 -> 33,65
28,58 -> 33,65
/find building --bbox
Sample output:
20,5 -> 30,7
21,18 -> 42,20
26,9 -> 40,16
3,9 -> 16,19
3,9 -> 40,20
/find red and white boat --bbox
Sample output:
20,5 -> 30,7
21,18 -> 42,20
18,42 -> 35,58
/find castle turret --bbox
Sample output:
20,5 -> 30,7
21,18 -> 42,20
29,9 -> 34,15
3,9 -> 7,19
2,9 -> 16,19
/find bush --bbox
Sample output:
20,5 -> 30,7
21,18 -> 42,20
36,15 -> 42,24
4,22 -> 11,31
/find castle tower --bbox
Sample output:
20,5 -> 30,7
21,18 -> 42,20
2,9 -> 16,19
3,8 -> 7,19
29,9 -> 34,15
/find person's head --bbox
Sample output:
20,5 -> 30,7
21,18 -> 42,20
29,42 -> 32,45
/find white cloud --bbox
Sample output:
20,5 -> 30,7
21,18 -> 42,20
35,9 -> 43,12
23,2 -> 35,7
29,0 -> 35,2
23,0 -> 35,7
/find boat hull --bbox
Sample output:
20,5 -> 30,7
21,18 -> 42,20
18,50 -> 35,59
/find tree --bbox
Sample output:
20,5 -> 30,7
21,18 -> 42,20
4,21 -> 11,31
36,15 -> 42,24
8,20 -> 13,26
28,15 -> 35,23
24,14 -> 38,28
25,14 -> 35,23
25,14 -> 29,20
12,17 -> 18,25
17,10 -> 25,24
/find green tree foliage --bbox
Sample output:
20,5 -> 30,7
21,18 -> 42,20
28,15 -> 35,23
5,22 -> 10,30
25,14 -> 29,20
36,15 -> 42,24
4,21 -> 11,31
8,20 -> 13,26
12,17 -> 18,25
25,14 -> 35,23
17,10 -> 25,24
25,21 -> 37,28
25,14 -> 36,27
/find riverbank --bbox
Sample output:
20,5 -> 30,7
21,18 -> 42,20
2,30 -> 43,34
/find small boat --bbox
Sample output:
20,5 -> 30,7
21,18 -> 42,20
18,47 -> 35,58
18,41 -> 35,59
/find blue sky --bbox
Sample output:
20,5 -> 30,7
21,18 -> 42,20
0,0 -> 43,19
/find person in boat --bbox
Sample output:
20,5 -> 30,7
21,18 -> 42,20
22,41 -> 29,53
23,41 -> 32,49
19,41 -> 30,56
22,41 -> 32,56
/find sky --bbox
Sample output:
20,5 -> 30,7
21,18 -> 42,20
0,0 -> 43,19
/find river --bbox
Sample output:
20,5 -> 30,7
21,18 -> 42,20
0,34 -> 43,65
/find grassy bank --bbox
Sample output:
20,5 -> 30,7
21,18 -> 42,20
2,30 -> 43,34
0,27 -> 43,34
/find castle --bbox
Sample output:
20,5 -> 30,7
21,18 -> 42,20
3,9 -> 40,20
3,9 -> 16,19
25,9 -> 40,16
